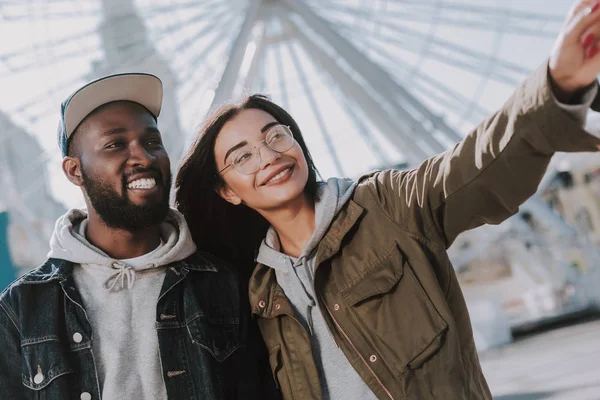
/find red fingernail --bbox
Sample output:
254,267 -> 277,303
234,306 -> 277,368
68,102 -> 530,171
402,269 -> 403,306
593,2 -> 600,12
583,33 -> 595,47
588,44 -> 599,58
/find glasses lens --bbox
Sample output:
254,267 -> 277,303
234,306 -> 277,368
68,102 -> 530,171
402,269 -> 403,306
267,125 -> 294,153
232,149 -> 260,175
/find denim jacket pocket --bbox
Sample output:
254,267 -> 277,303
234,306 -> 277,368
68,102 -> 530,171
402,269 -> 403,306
21,336 -> 73,391
186,315 -> 241,362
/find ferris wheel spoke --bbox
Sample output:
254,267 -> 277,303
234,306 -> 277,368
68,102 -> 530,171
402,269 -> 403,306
177,34 -> 236,105
9,44 -> 100,72
178,47 -> 224,103
160,7 -> 235,57
177,15 -> 240,83
286,39 -> 346,176
316,1 -> 561,38
379,0 -> 564,22
0,3 -> 99,21
12,73 -> 90,115
343,28 -> 490,123
332,81 -> 394,167
363,42 -> 481,120
138,0 -> 223,15
339,12 -> 530,76
333,20 -> 525,85
0,28 -> 97,62
146,1 -> 230,38
275,43 -> 291,111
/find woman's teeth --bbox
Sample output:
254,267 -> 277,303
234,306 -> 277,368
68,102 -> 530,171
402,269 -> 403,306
128,178 -> 156,190
265,167 -> 291,184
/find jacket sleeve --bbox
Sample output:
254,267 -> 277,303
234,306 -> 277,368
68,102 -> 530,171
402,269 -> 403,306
365,62 -> 600,249
231,315 -> 282,400
227,262 -> 281,400
0,299 -> 28,398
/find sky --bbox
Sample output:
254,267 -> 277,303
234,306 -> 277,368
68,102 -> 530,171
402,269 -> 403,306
0,0 -> 574,210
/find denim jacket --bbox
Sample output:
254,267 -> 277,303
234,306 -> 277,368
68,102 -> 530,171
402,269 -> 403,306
0,251 -> 279,400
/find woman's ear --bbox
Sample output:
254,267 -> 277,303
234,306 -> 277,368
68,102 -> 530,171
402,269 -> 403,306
62,156 -> 83,187
216,184 -> 243,206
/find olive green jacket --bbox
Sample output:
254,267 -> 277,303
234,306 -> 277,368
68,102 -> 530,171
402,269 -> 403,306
248,63 -> 600,400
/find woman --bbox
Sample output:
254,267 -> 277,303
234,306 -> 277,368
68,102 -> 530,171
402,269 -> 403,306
176,2 -> 600,399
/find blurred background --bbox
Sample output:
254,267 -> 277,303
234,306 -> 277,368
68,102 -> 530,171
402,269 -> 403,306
1,0 -> 599,398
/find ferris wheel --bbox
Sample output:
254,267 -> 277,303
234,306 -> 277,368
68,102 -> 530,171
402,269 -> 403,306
0,0 -> 570,269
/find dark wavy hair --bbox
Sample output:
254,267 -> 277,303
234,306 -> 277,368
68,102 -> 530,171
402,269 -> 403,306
175,94 -> 320,276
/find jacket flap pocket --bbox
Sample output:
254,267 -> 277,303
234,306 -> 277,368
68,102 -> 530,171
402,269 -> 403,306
342,244 -> 405,306
408,324 -> 448,370
342,244 -> 449,371
21,337 -> 73,390
186,315 -> 240,362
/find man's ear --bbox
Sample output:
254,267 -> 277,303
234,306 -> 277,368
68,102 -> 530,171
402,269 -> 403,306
216,184 -> 242,206
62,157 -> 83,187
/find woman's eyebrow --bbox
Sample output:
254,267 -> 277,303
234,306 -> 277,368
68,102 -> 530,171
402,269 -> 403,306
261,121 -> 279,133
224,141 -> 248,163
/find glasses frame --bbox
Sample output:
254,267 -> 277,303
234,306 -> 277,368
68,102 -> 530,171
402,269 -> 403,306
218,124 -> 295,176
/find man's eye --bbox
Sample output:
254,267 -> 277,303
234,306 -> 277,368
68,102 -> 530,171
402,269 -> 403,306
147,139 -> 162,146
106,142 -> 124,149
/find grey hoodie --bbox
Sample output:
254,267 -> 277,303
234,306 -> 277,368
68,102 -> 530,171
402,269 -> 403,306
256,178 -> 378,400
47,208 -> 196,400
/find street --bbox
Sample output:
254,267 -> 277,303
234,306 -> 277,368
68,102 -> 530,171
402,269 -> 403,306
481,317 -> 600,400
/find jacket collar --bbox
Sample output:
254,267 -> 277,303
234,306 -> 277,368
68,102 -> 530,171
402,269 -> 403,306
314,200 -> 365,267
249,200 -> 365,309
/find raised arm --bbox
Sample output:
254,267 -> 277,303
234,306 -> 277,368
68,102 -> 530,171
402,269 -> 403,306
365,1 -> 600,248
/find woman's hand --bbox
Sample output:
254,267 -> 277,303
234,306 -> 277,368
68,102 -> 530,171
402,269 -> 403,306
550,1 -> 600,102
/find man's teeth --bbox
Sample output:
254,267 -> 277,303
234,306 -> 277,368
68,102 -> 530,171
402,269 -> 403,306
266,168 -> 291,184
128,178 -> 156,190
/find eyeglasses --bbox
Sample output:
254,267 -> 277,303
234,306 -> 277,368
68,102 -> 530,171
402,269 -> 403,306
219,124 -> 295,175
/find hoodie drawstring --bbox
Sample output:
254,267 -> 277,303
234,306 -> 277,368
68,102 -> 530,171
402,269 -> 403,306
104,262 -> 137,291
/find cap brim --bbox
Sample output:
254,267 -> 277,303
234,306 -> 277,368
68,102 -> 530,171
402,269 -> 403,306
64,73 -> 163,138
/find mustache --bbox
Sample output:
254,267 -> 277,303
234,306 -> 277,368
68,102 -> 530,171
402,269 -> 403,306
123,166 -> 164,184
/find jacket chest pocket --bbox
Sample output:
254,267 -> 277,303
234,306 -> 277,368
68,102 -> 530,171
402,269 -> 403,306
21,337 -> 75,398
340,243 -> 448,374
186,315 -> 241,362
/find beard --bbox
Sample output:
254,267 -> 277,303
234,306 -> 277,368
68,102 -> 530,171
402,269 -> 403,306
81,165 -> 172,231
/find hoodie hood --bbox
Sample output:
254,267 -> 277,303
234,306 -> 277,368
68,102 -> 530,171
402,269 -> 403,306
260,177 -> 357,263
48,208 -> 197,291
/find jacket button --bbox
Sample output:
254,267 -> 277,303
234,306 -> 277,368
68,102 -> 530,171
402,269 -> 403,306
73,332 -> 83,343
33,372 -> 44,384
275,303 -> 281,311
258,300 -> 266,308
80,392 -> 92,400
333,304 -> 340,311
369,355 -> 378,363
34,365 -> 44,384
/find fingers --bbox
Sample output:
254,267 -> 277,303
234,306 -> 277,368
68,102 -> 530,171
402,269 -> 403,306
565,1 -> 600,40
569,0 -> 597,18
579,25 -> 600,57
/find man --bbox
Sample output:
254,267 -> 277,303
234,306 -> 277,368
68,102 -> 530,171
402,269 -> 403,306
0,74 -> 277,399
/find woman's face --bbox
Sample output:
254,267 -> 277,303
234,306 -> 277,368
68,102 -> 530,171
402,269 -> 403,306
214,108 -> 310,212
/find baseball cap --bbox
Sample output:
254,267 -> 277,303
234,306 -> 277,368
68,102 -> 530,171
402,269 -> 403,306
57,73 -> 163,157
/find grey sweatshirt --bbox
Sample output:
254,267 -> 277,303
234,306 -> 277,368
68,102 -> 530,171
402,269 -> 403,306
47,208 -> 197,400
257,178 -> 378,400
